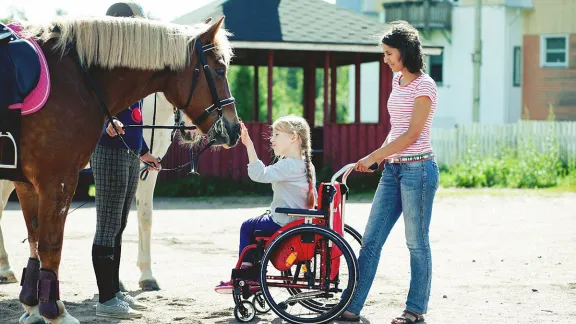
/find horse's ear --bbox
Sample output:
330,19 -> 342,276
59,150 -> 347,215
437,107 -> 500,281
203,17 -> 212,24
205,16 -> 225,43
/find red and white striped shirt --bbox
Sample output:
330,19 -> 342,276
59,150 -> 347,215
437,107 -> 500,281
387,72 -> 437,158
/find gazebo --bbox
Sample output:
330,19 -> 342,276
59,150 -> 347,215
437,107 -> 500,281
160,0 -> 442,181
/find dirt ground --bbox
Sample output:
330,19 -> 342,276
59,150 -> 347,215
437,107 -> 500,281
0,189 -> 575,324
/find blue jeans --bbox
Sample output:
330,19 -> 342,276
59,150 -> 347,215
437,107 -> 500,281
346,159 -> 439,315
239,212 -> 281,263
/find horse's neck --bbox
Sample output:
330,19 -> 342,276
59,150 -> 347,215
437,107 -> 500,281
94,69 -> 163,116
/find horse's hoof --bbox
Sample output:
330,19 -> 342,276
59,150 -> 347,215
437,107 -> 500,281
0,271 -> 17,283
42,311 -> 80,324
19,310 -> 46,324
41,303 -> 80,324
139,279 -> 160,291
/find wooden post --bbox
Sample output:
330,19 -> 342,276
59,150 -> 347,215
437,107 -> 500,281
308,56 -> 316,127
330,54 -> 337,123
355,54 -> 361,124
267,50 -> 274,124
253,65 -> 259,122
324,51 -> 329,125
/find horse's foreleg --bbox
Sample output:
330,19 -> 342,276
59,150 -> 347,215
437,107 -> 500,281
135,171 -> 160,291
12,182 -> 45,324
0,180 -> 17,283
35,177 -> 79,324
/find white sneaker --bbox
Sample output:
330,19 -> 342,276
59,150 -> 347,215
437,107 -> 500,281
96,297 -> 142,319
116,292 -> 148,310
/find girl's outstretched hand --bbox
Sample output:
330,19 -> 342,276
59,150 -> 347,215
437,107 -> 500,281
240,122 -> 253,146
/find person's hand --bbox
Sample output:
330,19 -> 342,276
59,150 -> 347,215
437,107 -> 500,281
106,119 -> 125,137
354,154 -> 378,172
240,122 -> 253,147
141,152 -> 162,171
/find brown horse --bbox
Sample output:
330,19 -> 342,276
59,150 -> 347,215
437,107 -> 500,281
9,16 -> 239,323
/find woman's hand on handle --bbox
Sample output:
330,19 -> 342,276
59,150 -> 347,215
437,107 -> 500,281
354,154 -> 379,173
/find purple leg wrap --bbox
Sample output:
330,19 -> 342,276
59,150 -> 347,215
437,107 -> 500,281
38,269 -> 60,319
19,258 -> 40,306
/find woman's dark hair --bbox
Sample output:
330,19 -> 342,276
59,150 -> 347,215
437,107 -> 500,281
381,20 -> 425,73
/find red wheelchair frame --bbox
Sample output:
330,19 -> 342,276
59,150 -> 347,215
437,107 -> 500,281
229,164 -> 366,323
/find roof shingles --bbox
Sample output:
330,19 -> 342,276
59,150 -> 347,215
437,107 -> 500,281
173,0 -> 386,46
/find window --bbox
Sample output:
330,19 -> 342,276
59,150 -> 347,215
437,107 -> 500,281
513,46 -> 521,87
428,52 -> 443,85
540,35 -> 569,68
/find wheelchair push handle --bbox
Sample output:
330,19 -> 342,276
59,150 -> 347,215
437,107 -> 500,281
331,162 -> 379,185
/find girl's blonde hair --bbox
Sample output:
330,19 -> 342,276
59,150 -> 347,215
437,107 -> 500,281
272,115 -> 316,208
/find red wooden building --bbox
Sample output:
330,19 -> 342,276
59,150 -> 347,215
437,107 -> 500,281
158,0 -> 441,182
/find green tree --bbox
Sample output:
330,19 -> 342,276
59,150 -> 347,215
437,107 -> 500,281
228,65 -> 254,121
1,7 -> 27,24
227,64 -> 348,125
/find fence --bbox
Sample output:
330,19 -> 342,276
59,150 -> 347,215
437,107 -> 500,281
431,121 -> 576,166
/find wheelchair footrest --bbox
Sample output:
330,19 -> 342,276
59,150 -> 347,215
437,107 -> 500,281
231,266 -> 259,280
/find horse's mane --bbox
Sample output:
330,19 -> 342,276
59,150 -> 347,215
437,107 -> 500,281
24,16 -> 233,71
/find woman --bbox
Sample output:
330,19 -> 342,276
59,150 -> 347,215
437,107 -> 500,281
340,20 -> 439,323
91,2 -> 161,319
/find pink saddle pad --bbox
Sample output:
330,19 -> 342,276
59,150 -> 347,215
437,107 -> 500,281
7,22 -> 51,115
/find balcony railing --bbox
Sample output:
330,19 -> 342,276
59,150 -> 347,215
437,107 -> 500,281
383,0 -> 452,30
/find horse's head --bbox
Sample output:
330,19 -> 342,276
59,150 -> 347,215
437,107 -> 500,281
163,16 -> 240,148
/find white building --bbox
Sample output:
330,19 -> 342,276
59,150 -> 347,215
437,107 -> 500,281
338,0 -> 533,127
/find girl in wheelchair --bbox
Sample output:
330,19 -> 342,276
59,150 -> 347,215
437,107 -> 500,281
215,115 -> 316,294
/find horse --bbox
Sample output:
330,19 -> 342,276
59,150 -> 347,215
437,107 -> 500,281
1,15 -> 239,324
0,93 -> 178,291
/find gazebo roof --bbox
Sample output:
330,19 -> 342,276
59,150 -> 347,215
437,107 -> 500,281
173,0 -> 442,67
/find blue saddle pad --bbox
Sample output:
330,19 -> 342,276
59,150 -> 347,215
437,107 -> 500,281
0,23 -> 41,108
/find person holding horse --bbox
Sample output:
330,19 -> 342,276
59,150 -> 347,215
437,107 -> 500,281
339,21 -> 439,323
215,115 -> 317,293
90,2 -> 161,319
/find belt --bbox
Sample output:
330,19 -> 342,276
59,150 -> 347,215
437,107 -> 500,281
385,152 -> 434,164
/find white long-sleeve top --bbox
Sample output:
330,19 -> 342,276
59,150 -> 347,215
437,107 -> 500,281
247,157 -> 315,226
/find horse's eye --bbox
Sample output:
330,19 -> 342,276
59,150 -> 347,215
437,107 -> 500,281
215,67 -> 226,78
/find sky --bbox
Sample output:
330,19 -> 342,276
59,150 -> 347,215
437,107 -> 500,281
2,0 -> 221,23
1,0 -> 337,23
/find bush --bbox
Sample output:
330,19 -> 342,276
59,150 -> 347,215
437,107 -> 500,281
440,126 -> 573,189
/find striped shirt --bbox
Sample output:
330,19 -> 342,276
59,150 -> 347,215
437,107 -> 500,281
387,72 -> 437,158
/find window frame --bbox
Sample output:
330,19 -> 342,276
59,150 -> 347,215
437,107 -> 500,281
513,46 -> 522,87
539,34 -> 569,68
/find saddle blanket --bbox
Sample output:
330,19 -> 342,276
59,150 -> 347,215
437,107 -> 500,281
2,22 -> 51,115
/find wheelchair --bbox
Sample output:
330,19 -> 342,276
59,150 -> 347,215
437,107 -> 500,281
229,163 -> 371,323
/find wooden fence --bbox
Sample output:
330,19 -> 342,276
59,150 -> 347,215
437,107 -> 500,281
431,121 -> 576,166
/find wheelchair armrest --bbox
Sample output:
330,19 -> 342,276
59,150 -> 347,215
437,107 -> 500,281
275,207 -> 324,216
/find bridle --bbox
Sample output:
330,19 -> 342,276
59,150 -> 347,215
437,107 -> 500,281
79,37 -> 235,179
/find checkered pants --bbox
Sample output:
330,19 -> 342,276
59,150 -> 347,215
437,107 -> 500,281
91,144 -> 140,247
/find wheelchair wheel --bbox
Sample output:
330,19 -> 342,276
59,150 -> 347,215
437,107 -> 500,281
259,225 -> 358,324
253,292 -> 271,314
283,224 -> 362,314
234,300 -> 256,322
